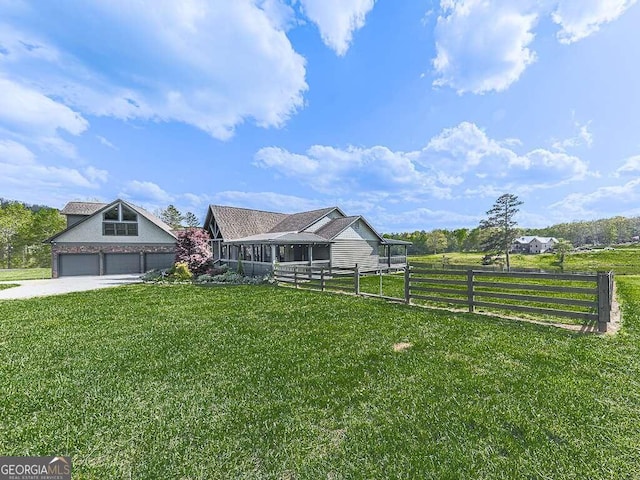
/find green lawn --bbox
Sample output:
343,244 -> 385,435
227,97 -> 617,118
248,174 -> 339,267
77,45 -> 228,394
0,283 -> 18,291
412,248 -> 640,274
0,268 -> 51,281
2,282 -> 640,478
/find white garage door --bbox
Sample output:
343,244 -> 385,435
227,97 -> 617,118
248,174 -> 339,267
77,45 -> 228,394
59,254 -> 100,276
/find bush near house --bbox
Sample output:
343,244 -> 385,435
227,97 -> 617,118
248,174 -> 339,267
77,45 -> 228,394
174,228 -> 212,275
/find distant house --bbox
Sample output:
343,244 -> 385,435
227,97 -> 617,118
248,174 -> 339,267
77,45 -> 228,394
46,199 -> 176,277
204,205 -> 410,275
511,236 -> 559,254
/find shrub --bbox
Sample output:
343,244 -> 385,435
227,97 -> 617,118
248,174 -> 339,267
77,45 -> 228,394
169,262 -> 193,281
175,228 -> 212,275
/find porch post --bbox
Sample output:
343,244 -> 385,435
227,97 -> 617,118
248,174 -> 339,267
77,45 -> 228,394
271,244 -> 277,266
387,245 -> 391,267
308,244 -> 313,266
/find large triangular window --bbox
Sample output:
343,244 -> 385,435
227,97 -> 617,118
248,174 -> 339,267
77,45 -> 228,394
103,203 -> 139,236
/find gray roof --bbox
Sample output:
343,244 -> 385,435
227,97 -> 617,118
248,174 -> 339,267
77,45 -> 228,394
208,205 -> 286,240
382,238 -> 412,245
47,198 -> 176,242
315,216 -> 359,240
60,201 -> 107,215
269,207 -> 338,233
226,231 -> 332,245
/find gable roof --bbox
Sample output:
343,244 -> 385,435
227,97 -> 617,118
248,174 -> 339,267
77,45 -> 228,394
314,216 -> 360,240
206,205 -> 286,241
60,201 -> 107,216
514,236 -> 558,244
269,207 -> 342,233
46,199 -> 176,242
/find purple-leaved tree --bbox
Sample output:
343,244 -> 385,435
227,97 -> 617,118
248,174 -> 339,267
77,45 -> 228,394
175,228 -> 212,274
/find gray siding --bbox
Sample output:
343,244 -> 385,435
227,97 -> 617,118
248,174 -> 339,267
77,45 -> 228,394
331,240 -> 379,271
55,212 -> 175,244
66,215 -> 88,228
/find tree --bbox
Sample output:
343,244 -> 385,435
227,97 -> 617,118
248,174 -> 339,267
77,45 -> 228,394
0,202 -> 31,268
184,211 -> 200,228
175,228 -> 212,274
555,239 -> 573,266
479,193 -> 523,271
159,205 -> 184,230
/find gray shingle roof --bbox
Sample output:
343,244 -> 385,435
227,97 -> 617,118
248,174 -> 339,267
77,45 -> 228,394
269,207 -> 338,233
315,216 -> 360,240
226,231 -> 332,244
208,205 -> 286,240
60,201 -> 107,215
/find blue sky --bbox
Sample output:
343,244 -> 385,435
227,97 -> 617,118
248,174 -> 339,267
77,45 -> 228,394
1,0 -> 639,232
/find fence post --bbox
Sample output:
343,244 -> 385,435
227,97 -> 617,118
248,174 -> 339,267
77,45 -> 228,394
404,266 -> 410,304
597,271 -> 611,333
354,264 -> 360,295
467,270 -> 475,313
320,268 -> 325,292
379,268 -> 383,296
294,266 -> 298,289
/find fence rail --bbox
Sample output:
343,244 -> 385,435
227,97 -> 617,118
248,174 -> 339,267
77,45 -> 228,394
273,263 -> 614,332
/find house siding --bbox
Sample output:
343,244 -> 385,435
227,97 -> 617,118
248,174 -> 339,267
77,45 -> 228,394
54,214 -> 175,244
331,240 -> 379,271
334,221 -> 379,242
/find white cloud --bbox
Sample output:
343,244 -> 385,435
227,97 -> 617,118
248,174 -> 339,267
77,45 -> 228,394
299,0 -> 375,55
550,178 -> 640,217
255,122 -> 596,201
0,139 -> 106,195
0,76 -> 88,136
2,0 -> 308,140
122,180 -> 174,203
432,1 -> 538,94
431,0 -> 637,93
552,121 -> 593,152
614,155 -> 640,177
213,190 -> 323,212
552,0 -> 637,44
96,135 -> 117,150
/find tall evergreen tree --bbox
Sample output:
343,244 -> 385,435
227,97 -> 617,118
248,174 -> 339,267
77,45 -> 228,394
159,205 -> 184,230
479,193 -> 523,271
184,211 -> 200,228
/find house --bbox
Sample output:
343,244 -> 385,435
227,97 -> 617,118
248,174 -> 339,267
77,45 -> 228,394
46,199 -> 176,277
511,236 -> 558,254
204,205 -> 409,275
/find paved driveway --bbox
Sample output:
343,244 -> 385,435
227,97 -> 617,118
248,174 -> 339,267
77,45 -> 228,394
0,274 -> 142,300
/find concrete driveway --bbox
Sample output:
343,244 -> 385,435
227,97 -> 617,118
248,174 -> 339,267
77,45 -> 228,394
0,274 -> 142,300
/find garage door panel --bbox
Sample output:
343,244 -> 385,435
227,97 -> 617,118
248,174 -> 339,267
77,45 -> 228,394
105,253 -> 140,275
59,254 -> 99,276
145,253 -> 175,271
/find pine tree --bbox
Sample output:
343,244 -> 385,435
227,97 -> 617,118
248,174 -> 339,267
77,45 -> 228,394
159,205 -> 184,230
479,193 -> 523,271
184,211 -> 200,228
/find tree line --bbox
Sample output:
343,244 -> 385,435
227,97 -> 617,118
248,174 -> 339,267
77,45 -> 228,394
386,211 -> 640,255
0,199 -> 65,268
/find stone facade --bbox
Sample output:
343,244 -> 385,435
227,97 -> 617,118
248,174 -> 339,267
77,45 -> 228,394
51,243 -> 175,278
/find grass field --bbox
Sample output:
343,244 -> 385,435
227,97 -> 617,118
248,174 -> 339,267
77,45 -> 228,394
412,248 -> 640,274
2,282 -> 640,478
0,268 -> 51,281
0,284 -> 18,291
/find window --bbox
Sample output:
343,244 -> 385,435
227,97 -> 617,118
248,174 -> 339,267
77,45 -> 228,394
103,203 -> 139,236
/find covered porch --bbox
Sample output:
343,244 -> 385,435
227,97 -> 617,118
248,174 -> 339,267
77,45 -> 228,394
219,232 -> 334,276
379,238 -> 411,269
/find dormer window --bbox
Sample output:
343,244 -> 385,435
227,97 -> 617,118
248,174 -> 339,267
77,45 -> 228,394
103,203 -> 138,236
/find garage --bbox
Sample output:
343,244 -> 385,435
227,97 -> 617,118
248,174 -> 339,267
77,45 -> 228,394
59,254 -> 100,277
145,253 -> 175,271
104,253 -> 141,275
